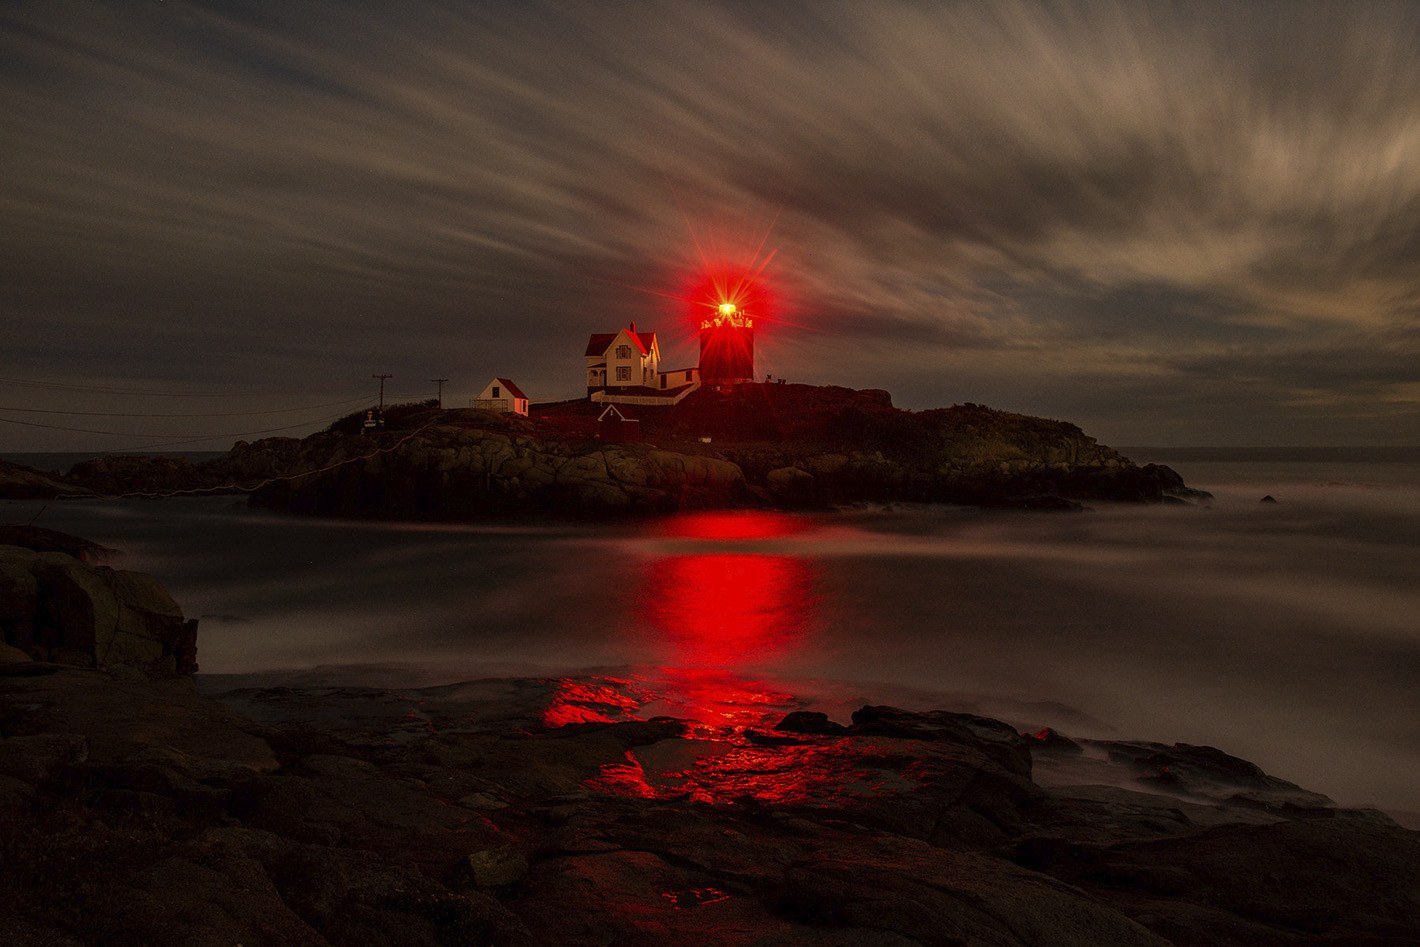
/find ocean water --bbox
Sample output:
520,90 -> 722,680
1,451 -> 228,475
3,451 -> 1418,815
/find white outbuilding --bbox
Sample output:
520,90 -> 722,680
473,378 -> 529,416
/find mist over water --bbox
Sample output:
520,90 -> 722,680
4,455 -> 1418,814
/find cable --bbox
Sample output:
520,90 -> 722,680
0,377 -> 368,397
0,409 -> 359,444
55,423 -> 439,501
0,396 -> 370,419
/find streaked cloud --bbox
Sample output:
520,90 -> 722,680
3,0 -> 1419,449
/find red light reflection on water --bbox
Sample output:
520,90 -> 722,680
571,513 -> 843,801
658,510 -> 808,541
629,511 -> 819,730
644,554 -> 811,667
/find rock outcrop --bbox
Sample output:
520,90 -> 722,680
0,529 -> 197,676
12,388 -> 1207,514
0,457 -> 83,499
229,394 -> 1203,518
1,669 -> 1414,947
63,454 -> 213,497
711,395 -> 1206,508
245,424 -> 750,518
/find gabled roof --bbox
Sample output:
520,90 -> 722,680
494,377 -> 527,400
597,404 -> 637,422
585,326 -> 657,357
584,334 -> 617,357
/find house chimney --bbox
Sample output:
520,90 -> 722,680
629,322 -> 636,333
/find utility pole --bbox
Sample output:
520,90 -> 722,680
373,374 -> 392,414
431,378 -> 448,408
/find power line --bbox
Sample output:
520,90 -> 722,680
0,409 -> 359,444
35,422 -> 439,504
114,411 -> 366,452
0,396 -> 369,419
0,377 -> 368,398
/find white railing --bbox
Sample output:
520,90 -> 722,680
590,383 -> 700,407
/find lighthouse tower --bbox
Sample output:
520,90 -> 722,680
698,303 -> 755,386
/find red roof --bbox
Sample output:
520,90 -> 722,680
585,326 -> 656,357
584,334 -> 617,357
495,377 -> 527,400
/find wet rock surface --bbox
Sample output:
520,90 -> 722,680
1,667 -> 1414,946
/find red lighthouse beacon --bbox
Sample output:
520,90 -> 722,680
699,301 -> 755,388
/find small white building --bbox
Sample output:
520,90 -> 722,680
473,377 -> 529,416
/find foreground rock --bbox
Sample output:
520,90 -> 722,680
0,528 -> 197,676
0,524 -> 115,563
1,666 -> 1414,946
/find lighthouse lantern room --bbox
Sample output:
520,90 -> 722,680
699,302 -> 755,386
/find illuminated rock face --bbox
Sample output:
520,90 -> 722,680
698,309 -> 754,385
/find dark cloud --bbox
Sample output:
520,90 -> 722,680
3,0 -> 1420,450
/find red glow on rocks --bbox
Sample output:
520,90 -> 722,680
582,757 -> 662,798
539,678 -> 646,729
659,887 -> 732,909
622,737 -> 913,808
649,667 -> 799,730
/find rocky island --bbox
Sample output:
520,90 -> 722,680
0,526 -> 1416,946
4,385 -> 1206,515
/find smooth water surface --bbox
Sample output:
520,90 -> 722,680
5,456 -> 1418,814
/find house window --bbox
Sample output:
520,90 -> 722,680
491,386 -> 500,397
660,375 -> 667,389
616,345 -> 632,358
686,370 -> 693,381
616,367 -> 632,381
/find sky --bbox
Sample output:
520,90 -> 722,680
4,0 -> 1420,453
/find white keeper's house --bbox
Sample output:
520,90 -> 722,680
585,323 -> 700,406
